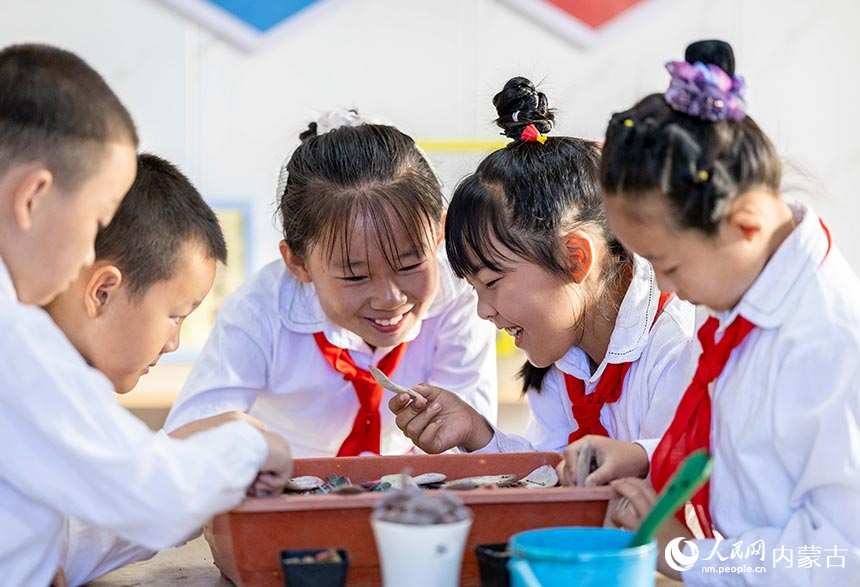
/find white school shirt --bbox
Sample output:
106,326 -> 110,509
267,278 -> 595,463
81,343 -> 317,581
0,255 -> 268,587
164,248 -> 498,457
675,202 -> 860,586
57,517 -> 157,586
476,254 -> 696,453
56,441 -> 206,587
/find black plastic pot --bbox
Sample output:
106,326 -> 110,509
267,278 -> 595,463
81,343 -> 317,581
280,548 -> 349,587
475,542 -> 511,587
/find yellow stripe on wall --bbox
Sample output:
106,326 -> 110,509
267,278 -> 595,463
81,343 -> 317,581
416,139 -> 509,153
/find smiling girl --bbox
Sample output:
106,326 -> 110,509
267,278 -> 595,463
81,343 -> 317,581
164,110 -> 497,457
388,78 -> 695,485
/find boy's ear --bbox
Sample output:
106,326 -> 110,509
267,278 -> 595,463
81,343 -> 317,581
563,230 -> 595,284
84,264 -> 123,319
7,164 -> 54,232
280,240 -> 312,283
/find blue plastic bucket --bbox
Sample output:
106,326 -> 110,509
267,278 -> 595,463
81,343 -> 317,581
507,527 -> 656,587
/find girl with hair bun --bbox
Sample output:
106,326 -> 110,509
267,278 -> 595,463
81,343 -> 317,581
389,77 -> 696,487
164,110 -> 497,458
601,40 -> 860,583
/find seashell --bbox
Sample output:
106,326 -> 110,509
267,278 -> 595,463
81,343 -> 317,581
369,365 -> 421,399
284,476 -> 325,491
442,474 -> 517,490
576,441 -> 595,487
380,473 -> 419,491
518,465 -> 559,489
413,472 -> 447,486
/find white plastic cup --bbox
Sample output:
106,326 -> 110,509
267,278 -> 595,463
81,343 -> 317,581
371,517 -> 473,587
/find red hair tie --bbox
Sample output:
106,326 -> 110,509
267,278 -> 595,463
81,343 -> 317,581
520,123 -> 547,144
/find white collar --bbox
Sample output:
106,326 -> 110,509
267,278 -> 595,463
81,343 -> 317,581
275,244 -> 462,355
556,254 -> 663,382
0,254 -> 18,303
712,201 -> 828,330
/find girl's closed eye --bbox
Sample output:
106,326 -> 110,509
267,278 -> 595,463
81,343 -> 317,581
662,266 -> 678,276
398,260 -> 424,272
340,274 -> 367,283
472,269 -> 503,290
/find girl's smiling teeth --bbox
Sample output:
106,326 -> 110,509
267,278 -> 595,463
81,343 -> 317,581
504,326 -> 523,338
372,314 -> 405,327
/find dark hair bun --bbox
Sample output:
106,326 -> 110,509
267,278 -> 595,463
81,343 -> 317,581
298,121 -> 318,143
685,39 -> 735,76
492,76 -> 555,140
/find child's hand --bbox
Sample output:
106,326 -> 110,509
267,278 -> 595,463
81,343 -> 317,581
609,477 -> 691,580
251,431 -> 293,496
248,471 -> 292,497
168,411 -> 267,439
557,435 -> 649,486
388,383 -> 493,453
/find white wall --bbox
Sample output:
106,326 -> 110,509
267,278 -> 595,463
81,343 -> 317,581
2,0 -> 859,271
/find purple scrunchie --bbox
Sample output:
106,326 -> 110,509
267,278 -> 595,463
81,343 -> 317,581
664,60 -> 747,122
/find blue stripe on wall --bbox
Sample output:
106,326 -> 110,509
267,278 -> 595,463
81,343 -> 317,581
207,0 -> 321,32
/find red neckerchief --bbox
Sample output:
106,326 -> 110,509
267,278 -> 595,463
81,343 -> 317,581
313,332 -> 408,456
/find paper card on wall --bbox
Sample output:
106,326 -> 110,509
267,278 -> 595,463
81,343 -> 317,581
497,0 -> 654,47
176,202 -> 251,360
155,0 -> 339,51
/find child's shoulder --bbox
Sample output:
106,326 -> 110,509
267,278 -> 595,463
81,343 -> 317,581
790,249 -> 860,348
768,253 -> 860,408
216,260 -> 301,329
657,295 -> 697,338
0,301 -> 63,341
0,301 -> 96,373
817,248 -> 860,310
221,260 -> 283,308
523,365 -> 570,406
222,258 -> 337,336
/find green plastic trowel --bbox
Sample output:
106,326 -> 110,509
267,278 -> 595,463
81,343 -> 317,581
628,449 -> 713,548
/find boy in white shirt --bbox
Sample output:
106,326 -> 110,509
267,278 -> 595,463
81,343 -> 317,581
0,44 -> 292,587
45,153 -> 273,585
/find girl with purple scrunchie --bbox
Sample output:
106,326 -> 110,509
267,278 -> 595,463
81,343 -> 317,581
664,59 -> 746,122
592,39 -> 860,585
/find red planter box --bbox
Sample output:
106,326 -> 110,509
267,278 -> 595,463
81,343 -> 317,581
205,452 -> 613,587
